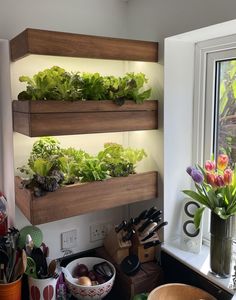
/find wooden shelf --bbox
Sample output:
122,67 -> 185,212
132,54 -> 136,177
15,171 -> 158,225
12,100 -> 158,137
10,28 -> 158,62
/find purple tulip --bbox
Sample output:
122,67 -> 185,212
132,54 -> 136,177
186,166 -> 194,176
191,169 -> 204,184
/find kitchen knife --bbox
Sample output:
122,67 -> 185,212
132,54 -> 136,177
140,222 -> 158,237
148,209 -> 162,221
155,221 -> 168,232
138,218 -> 154,233
141,221 -> 168,241
115,220 -> 127,233
143,240 -> 161,249
134,209 -> 148,225
146,206 -> 158,218
124,218 -> 135,232
122,229 -> 135,242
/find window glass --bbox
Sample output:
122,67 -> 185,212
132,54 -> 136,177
216,59 -> 236,163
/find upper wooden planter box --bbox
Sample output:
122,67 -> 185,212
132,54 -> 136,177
10,28 -> 158,62
15,171 -> 158,225
12,100 -> 158,137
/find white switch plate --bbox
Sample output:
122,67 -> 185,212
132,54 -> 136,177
61,229 -> 77,249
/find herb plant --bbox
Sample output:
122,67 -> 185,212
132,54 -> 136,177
18,66 -> 152,105
18,138 -> 147,196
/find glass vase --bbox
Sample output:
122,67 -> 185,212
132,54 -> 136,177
210,212 -> 236,278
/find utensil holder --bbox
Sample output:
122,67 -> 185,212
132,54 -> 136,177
28,276 -> 58,300
0,276 -> 22,300
104,226 -> 131,264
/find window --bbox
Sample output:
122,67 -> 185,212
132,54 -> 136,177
194,38 -> 236,239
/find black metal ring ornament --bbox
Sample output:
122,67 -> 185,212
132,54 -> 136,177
184,201 -> 200,218
183,220 -> 200,237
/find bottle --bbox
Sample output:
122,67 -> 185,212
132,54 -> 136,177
0,192 -> 8,236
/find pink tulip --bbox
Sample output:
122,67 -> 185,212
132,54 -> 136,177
217,154 -> 229,170
205,160 -> 216,172
206,172 -> 216,187
214,175 -> 225,187
223,169 -> 233,185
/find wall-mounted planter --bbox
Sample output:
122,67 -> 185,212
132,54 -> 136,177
10,28 -> 158,62
12,100 -> 158,136
15,171 -> 158,225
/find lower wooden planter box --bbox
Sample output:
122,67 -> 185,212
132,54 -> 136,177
12,100 -> 158,137
15,171 -> 158,225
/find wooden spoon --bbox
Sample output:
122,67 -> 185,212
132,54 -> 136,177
11,249 -> 27,281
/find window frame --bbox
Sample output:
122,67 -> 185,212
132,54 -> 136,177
193,35 -> 236,239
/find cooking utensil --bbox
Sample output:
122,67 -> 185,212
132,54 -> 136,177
134,209 -> 148,225
148,209 -> 162,221
146,206 -> 158,218
123,218 -> 134,232
143,240 -> 161,249
25,234 -> 34,256
115,220 -> 127,233
155,221 -> 168,232
138,219 -> 153,233
31,247 -> 48,279
18,226 -> 43,249
122,229 -> 135,242
0,263 -> 7,283
11,249 -> 27,281
25,256 -> 37,279
140,222 -> 158,237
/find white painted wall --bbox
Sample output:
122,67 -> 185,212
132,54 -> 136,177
127,0 -> 236,61
0,0 -> 128,39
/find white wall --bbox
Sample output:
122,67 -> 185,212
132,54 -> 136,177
0,0 -> 128,39
127,0 -> 236,61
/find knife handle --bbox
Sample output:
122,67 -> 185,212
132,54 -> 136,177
134,209 -> 148,225
115,220 -> 127,233
124,218 -> 135,232
138,219 -> 153,233
122,229 -> 135,242
141,230 -> 156,242
146,206 -> 158,218
155,221 -> 168,232
149,210 -> 162,221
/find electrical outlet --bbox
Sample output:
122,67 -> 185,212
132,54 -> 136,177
61,229 -> 77,249
90,222 -> 112,242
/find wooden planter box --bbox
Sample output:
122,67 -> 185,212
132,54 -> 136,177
15,171 -> 158,225
12,100 -> 158,137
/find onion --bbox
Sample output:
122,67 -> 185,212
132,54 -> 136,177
88,270 -> 97,281
77,276 -> 92,286
76,264 -> 89,277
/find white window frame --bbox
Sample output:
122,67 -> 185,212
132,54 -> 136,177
193,35 -> 236,239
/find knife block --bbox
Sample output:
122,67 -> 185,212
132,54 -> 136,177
130,224 -> 160,263
104,226 -> 131,264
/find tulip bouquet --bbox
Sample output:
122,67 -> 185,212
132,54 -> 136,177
183,154 -> 236,228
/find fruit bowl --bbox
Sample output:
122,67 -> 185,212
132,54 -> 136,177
63,257 -> 116,300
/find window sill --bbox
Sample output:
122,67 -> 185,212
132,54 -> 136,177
161,238 -> 236,298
